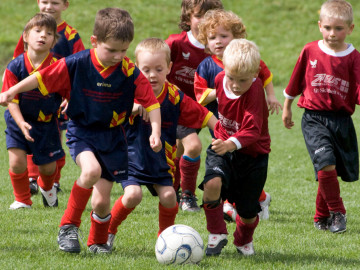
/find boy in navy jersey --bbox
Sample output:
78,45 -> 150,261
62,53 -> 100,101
283,0 -> 360,233
0,8 -> 162,254
13,0 -> 85,195
2,13 -> 63,210
200,39 -> 270,256
166,0 -> 223,212
107,38 -> 217,249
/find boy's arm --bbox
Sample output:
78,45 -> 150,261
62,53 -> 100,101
211,138 -> 236,156
282,97 -> 295,129
264,82 -> 282,115
194,72 -> 216,106
148,107 -> 162,152
8,102 -> 34,142
206,115 -> 218,131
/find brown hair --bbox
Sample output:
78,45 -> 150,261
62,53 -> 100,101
93,8 -> 134,43
23,12 -> 59,50
179,0 -> 223,31
198,9 -> 247,46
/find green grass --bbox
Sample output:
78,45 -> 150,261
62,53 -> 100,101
1,0 -> 360,269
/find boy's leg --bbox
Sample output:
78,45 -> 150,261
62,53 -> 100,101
155,185 -> 178,236
258,189 -> 271,220
54,155 -> 66,192
27,154 -> 39,195
314,185 -> 331,230
38,161 -> 58,207
233,215 -> 259,256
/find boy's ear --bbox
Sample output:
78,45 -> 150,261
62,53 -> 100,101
63,1 -> 69,10
90,35 -> 98,48
167,61 -> 173,75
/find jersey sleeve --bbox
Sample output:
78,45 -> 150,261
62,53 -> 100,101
35,58 -> 71,100
13,35 -> 25,59
134,70 -> 160,112
73,38 -> 85,54
284,47 -> 307,98
178,93 -> 213,129
259,60 -> 273,88
194,71 -> 213,105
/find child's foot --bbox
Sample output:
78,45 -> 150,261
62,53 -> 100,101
179,190 -> 200,212
107,233 -> 115,250
329,212 -> 346,233
314,217 -> 331,231
88,244 -> 112,254
258,192 -> 271,220
29,177 -> 39,195
54,182 -> 62,193
40,186 -> 58,207
223,200 -> 237,222
236,241 -> 255,256
205,234 -> 228,256
9,201 -> 31,210
57,225 -> 81,253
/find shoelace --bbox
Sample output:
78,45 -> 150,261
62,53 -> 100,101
63,226 -> 85,249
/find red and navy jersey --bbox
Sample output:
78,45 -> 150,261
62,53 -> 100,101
13,20 -> 85,59
2,52 -> 61,122
34,49 -> 160,129
194,55 -> 273,106
214,71 -> 270,157
284,40 -> 360,115
166,31 -> 209,100
126,81 -> 213,182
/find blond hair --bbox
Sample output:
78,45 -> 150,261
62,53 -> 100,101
319,0 -> 353,25
223,39 -> 260,76
198,9 -> 247,46
135,38 -> 171,66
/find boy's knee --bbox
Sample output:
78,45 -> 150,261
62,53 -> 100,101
81,166 -> 102,182
204,178 -> 222,192
124,188 -> 142,206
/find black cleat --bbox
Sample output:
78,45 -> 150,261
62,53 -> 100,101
329,212 -> 347,233
58,225 -> 81,253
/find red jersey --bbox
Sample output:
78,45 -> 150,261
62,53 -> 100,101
284,40 -> 360,115
166,31 -> 209,100
214,71 -> 270,157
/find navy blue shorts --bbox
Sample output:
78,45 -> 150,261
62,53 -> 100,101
301,110 -> 359,182
66,121 -> 128,183
199,145 -> 268,219
4,110 -> 64,165
121,175 -> 173,196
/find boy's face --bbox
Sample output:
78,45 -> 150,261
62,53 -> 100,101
37,0 -> 69,23
187,5 -> 204,38
136,50 -> 172,96
224,68 -> 257,96
207,26 -> 234,59
318,16 -> 354,52
91,36 -> 130,68
23,25 -> 56,53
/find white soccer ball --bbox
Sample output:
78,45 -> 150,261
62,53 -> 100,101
155,224 -> 204,265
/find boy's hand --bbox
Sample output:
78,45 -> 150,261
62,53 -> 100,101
60,99 -> 68,114
19,121 -> 34,142
132,104 -> 149,121
266,94 -> 283,115
150,133 -> 162,152
211,138 -> 236,155
0,91 -> 16,106
282,107 -> 294,129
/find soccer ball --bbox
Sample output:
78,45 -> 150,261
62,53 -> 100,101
155,224 -> 204,265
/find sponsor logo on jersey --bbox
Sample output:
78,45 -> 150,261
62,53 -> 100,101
311,74 -> 349,99
175,66 -> 196,78
182,52 -> 190,60
310,59 -> 317,68
218,112 -> 240,135
97,82 -> 112,87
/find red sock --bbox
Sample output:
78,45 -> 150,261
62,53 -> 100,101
318,170 -> 346,214
37,166 -> 58,191
9,169 -> 32,205
314,185 -> 330,221
87,211 -> 111,246
60,181 -> 93,227
158,202 -> 179,236
233,215 -> 259,246
180,156 -> 200,195
108,196 -> 135,235
54,155 -> 66,184
172,157 -> 181,191
258,189 -> 266,202
27,154 -> 39,179
203,202 -> 227,234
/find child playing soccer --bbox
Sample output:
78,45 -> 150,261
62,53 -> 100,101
282,0 -> 360,233
13,0 -> 85,195
200,39 -> 270,256
107,38 -> 217,249
166,0 -> 223,212
195,9 -> 278,221
2,13 -> 63,209
0,8 -> 162,254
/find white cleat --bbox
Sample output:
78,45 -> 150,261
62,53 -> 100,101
9,201 -> 31,210
236,241 -> 255,256
259,192 -> 271,220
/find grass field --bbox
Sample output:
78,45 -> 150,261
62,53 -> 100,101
1,0 -> 360,269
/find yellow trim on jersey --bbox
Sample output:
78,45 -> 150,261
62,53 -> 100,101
11,99 -> 19,104
201,112 -> 214,128
156,84 -> 166,99
198,88 -> 214,106
93,49 -> 110,73
122,58 -> 134,77
263,72 -> 273,88
35,71 -> 49,95
145,102 -> 160,112
27,53 -> 50,75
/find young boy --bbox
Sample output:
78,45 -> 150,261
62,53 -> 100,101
166,0 -> 223,212
2,13 -> 63,209
195,9 -> 278,221
0,8 -> 162,254
13,0 -> 85,195
200,39 -> 270,256
107,38 -> 217,249
282,0 -> 359,233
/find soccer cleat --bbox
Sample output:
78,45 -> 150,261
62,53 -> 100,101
205,234 -> 228,256
314,217 -> 331,231
54,182 -> 62,193
329,212 -> 347,233
107,233 -> 115,250
223,200 -> 237,222
236,241 -> 255,256
88,244 -> 112,254
258,192 -> 271,220
57,225 -> 81,253
40,186 -> 58,207
179,190 -> 201,212
29,177 -> 39,195
9,201 -> 31,210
